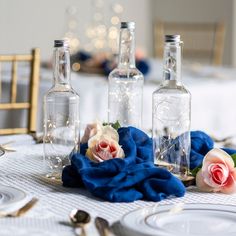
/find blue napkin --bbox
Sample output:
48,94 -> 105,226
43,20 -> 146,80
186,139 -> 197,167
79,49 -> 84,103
190,131 -> 236,169
62,128 -> 236,202
62,127 -> 185,202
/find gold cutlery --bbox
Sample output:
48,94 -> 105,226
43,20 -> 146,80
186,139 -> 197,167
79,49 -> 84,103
0,141 -> 16,153
95,217 -> 115,236
0,197 -> 38,217
69,209 -> 91,236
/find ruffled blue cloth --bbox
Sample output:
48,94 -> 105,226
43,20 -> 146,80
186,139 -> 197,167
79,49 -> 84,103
62,128 -> 236,202
62,127 -> 185,202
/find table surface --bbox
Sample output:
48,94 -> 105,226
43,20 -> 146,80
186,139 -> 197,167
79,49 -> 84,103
0,134 -> 236,236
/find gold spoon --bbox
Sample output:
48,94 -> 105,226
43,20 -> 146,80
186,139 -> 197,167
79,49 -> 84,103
69,209 -> 91,236
95,217 -> 111,236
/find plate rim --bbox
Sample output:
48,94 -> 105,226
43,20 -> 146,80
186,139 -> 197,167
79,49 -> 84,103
120,203 -> 236,236
0,185 -> 28,210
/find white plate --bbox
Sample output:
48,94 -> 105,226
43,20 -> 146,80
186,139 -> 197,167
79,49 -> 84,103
121,203 -> 236,236
0,185 -> 29,213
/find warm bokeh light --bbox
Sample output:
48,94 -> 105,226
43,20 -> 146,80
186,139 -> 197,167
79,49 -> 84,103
72,62 -> 81,72
112,3 -> 124,14
111,16 -> 120,25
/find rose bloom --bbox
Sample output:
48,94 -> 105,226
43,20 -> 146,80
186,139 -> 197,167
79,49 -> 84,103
196,148 -> 236,194
86,138 -> 125,162
82,122 -> 124,162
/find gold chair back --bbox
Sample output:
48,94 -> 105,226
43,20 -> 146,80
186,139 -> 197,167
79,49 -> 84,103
154,21 -> 225,65
0,48 -> 40,135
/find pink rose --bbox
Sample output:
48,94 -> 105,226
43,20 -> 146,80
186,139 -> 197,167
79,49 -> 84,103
86,138 -> 124,162
196,148 -> 236,193
83,122 -> 125,162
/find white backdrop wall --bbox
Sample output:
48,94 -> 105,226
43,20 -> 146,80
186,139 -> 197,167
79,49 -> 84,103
0,0 -> 235,65
0,0 -> 152,61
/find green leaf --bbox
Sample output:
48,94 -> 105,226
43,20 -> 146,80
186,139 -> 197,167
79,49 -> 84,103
102,121 -> 121,130
112,121 -> 121,130
230,154 -> 236,166
190,166 -> 201,177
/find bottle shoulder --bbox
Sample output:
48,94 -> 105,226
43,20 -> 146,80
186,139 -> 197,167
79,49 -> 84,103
153,81 -> 191,95
108,67 -> 144,81
45,85 -> 80,98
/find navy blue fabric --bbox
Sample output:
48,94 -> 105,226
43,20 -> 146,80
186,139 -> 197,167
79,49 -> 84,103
190,131 -> 236,169
62,129 -> 236,202
62,127 -> 185,202
190,131 -> 214,169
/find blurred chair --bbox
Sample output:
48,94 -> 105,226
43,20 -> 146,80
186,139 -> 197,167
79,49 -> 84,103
154,21 -> 225,65
0,48 -> 40,135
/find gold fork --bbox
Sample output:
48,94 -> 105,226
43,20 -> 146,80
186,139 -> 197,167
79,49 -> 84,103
0,197 -> 38,217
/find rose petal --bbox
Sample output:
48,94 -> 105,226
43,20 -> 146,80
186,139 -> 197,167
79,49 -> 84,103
204,163 -> 229,187
109,143 -> 117,153
81,123 -> 97,143
117,146 -> 125,158
221,169 -> 236,194
89,154 -> 103,163
102,125 -> 119,142
211,167 -> 227,185
88,133 -> 102,148
93,150 -> 113,161
196,169 -> 214,192
86,147 -> 108,162
98,140 -> 110,151
203,148 -> 235,172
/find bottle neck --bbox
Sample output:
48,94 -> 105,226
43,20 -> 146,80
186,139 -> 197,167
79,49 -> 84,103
53,46 -> 71,86
163,42 -> 182,82
118,28 -> 136,68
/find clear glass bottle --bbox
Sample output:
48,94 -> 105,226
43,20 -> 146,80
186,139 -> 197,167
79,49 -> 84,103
108,22 -> 144,128
43,40 -> 80,179
152,35 -> 191,179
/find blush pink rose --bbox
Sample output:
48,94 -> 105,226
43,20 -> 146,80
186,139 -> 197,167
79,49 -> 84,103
86,138 -> 124,162
83,122 -> 124,162
196,148 -> 236,194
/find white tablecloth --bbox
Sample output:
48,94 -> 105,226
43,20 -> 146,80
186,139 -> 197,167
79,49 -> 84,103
0,134 -> 236,235
1,60 -> 236,137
